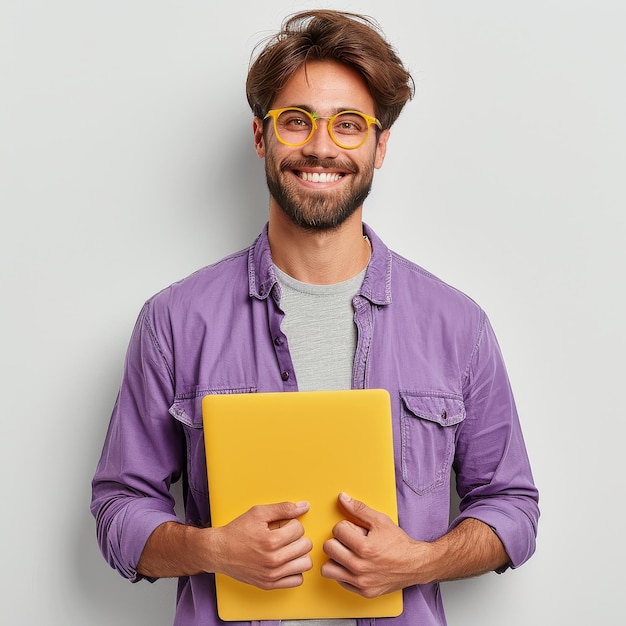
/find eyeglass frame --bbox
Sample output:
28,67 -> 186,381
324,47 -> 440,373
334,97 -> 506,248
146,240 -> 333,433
263,107 -> 383,150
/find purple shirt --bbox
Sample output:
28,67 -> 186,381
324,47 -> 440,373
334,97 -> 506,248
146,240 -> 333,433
91,223 -> 539,625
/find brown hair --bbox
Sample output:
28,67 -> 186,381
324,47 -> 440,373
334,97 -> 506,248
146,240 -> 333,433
246,10 -> 414,130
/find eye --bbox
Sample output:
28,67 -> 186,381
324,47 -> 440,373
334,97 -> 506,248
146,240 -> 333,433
278,110 -> 313,132
333,113 -> 367,135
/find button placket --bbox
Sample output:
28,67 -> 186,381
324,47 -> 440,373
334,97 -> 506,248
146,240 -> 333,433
267,292 -> 297,390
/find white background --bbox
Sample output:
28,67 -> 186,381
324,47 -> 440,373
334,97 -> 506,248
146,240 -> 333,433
2,1 -> 624,624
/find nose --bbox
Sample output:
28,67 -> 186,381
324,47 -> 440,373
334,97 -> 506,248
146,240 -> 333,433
302,120 -> 340,159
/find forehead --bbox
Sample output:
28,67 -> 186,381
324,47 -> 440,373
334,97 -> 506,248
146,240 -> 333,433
272,60 -> 376,115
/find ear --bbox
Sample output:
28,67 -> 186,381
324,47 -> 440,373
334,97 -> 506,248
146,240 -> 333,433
253,117 -> 266,158
374,129 -> 391,169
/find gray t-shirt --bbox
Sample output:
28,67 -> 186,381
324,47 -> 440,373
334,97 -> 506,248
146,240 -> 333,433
275,265 -> 365,392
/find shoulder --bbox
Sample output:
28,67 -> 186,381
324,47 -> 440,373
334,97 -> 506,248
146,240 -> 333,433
145,246 -> 251,321
390,249 -> 484,318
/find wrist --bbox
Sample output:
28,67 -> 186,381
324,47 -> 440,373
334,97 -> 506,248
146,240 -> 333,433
408,538 -> 442,586
416,519 -> 509,584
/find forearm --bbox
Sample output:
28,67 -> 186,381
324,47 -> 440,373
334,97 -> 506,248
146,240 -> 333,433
418,518 -> 510,584
137,521 -> 217,579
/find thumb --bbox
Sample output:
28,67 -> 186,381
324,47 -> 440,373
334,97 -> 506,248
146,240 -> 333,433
264,500 -> 310,523
338,492 -> 377,527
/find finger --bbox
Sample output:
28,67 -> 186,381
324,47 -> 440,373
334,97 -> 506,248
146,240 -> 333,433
321,559 -> 379,599
256,500 -> 310,524
284,552 -> 314,576
267,573 -> 305,590
275,533 -> 313,563
263,552 -> 313,589
265,566 -> 313,590
338,492 -> 378,528
269,514 -> 312,534
333,518 -> 368,538
272,550 -> 314,578
320,556 -> 353,582
330,518 -> 370,553
336,580 -> 363,595
323,536 -> 355,569
280,517 -> 307,536
267,519 -> 311,555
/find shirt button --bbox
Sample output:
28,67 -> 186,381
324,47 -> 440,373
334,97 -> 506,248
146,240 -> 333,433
274,336 -> 284,346
281,371 -> 290,381
441,409 -> 447,420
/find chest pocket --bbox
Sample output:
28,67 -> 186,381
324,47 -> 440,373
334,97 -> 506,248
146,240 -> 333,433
170,386 -> 256,500
400,391 -> 465,495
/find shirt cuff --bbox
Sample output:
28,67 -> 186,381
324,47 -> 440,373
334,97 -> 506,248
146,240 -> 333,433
103,503 -> 182,582
450,503 -> 537,572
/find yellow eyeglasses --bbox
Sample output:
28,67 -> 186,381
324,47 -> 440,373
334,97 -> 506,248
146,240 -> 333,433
264,107 -> 382,150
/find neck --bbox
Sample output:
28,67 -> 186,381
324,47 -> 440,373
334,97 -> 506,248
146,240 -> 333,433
268,206 -> 370,285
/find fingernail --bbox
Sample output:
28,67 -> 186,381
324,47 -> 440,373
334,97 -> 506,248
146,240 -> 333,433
339,492 -> 351,502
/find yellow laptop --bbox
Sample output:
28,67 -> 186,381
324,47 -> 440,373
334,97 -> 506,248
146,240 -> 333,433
202,388 -> 402,621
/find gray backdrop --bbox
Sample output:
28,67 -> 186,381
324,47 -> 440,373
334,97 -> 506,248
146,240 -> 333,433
2,1 -> 624,624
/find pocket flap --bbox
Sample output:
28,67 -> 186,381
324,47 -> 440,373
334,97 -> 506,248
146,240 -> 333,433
400,392 -> 465,427
170,386 -> 257,428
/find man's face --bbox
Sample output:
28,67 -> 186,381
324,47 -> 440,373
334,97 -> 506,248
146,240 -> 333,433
253,60 -> 390,232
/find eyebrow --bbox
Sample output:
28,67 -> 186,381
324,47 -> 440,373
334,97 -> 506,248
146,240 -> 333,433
287,105 -> 366,117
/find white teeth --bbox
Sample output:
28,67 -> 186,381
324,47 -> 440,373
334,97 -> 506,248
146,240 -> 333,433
299,171 -> 342,183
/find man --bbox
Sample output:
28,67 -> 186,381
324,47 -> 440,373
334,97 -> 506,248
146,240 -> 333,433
91,10 -> 539,626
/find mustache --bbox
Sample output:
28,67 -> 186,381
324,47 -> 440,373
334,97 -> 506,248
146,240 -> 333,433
280,158 -> 358,174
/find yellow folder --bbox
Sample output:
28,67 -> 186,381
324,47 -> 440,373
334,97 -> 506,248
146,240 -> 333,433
202,388 -> 403,621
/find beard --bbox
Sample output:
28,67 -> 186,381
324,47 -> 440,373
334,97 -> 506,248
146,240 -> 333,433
265,156 -> 375,232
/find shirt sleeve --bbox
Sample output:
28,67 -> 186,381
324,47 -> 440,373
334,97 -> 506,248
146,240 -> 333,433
90,300 -> 184,582
451,313 -> 540,571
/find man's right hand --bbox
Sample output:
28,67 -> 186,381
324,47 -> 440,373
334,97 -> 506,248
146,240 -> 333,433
210,501 -> 313,589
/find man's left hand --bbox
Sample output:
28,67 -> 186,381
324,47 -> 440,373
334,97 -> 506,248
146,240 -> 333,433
321,492 -> 427,597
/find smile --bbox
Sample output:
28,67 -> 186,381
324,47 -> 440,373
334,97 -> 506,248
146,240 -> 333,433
297,171 -> 344,183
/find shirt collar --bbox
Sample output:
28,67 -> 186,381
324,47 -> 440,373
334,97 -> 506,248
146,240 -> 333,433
248,222 -> 392,306
360,223 -> 393,306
